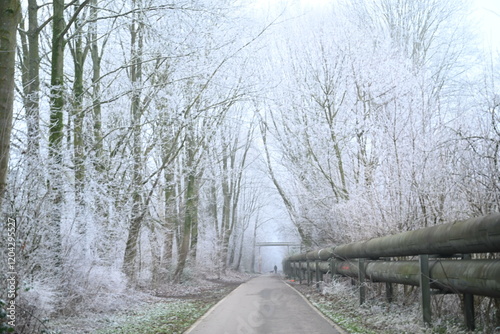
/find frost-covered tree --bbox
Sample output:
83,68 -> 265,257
3,0 -> 270,317
260,0 -> 476,246
3,0 -> 496,324
204,110 -> 256,276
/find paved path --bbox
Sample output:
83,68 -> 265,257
186,275 -> 343,334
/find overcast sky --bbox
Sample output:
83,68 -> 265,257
474,0 -> 500,52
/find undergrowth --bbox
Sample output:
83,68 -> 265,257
46,275 -> 244,333
291,278 -> 492,334
93,300 -> 212,334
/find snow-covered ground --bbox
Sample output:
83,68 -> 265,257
42,272 -> 254,334
289,277 -> 492,334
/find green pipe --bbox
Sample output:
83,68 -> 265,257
289,259 -> 500,298
285,214 -> 500,262
333,213 -> 500,259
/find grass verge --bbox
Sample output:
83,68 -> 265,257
312,300 -> 377,334
288,279 -> 477,334
95,299 -> 213,334
47,281 -> 243,334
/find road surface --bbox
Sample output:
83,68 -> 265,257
186,275 -> 344,334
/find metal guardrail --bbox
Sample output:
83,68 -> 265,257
282,213 -> 500,330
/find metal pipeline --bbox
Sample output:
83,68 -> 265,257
332,213 -> 500,259
286,247 -> 334,262
289,259 -> 500,298
284,213 -> 500,263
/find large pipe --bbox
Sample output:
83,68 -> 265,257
287,247 -> 335,262
284,213 -> 500,263
289,259 -> 500,298
332,213 -> 500,259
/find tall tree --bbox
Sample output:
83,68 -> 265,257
172,139 -> 198,283
47,0 -> 91,272
221,118 -> 254,271
67,2 -> 91,256
49,0 -> 65,162
258,118 -> 313,248
46,0 -> 66,273
123,0 -> 145,281
19,0 -> 40,160
68,0 -> 89,206
89,0 -> 104,165
0,0 -> 20,206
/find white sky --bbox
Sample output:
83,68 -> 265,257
252,0 -> 500,53
474,0 -> 500,52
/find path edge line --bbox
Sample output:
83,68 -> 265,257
183,280 -> 246,333
282,280 -> 348,334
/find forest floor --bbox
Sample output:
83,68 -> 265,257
45,272 -> 254,334
288,278 -> 477,334
37,272 -> 485,334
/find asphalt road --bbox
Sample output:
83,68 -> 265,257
185,275 -> 344,334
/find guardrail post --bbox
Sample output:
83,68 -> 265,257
299,262 -> 303,284
462,254 -> 475,331
384,258 -> 393,303
315,260 -> 320,282
306,260 -> 311,285
419,254 -> 432,326
295,262 -> 299,282
359,258 -> 366,305
386,282 -> 394,303
329,257 -> 335,281
463,291 -> 475,331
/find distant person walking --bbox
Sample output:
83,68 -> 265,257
274,265 -> 277,274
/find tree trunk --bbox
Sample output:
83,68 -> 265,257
0,0 -> 20,205
190,180 -> 199,262
220,153 -> 232,273
70,4 -> 89,252
123,3 -> 144,282
87,0 -> 116,262
234,227 -> 245,271
71,13 -> 87,205
47,0 -> 66,272
162,171 -> 176,269
89,0 -> 103,168
209,180 -> 222,279
19,0 -> 40,160
49,0 -> 65,162
149,224 -> 162,287
250,218 -> 258,273
173,166 -> 196,283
